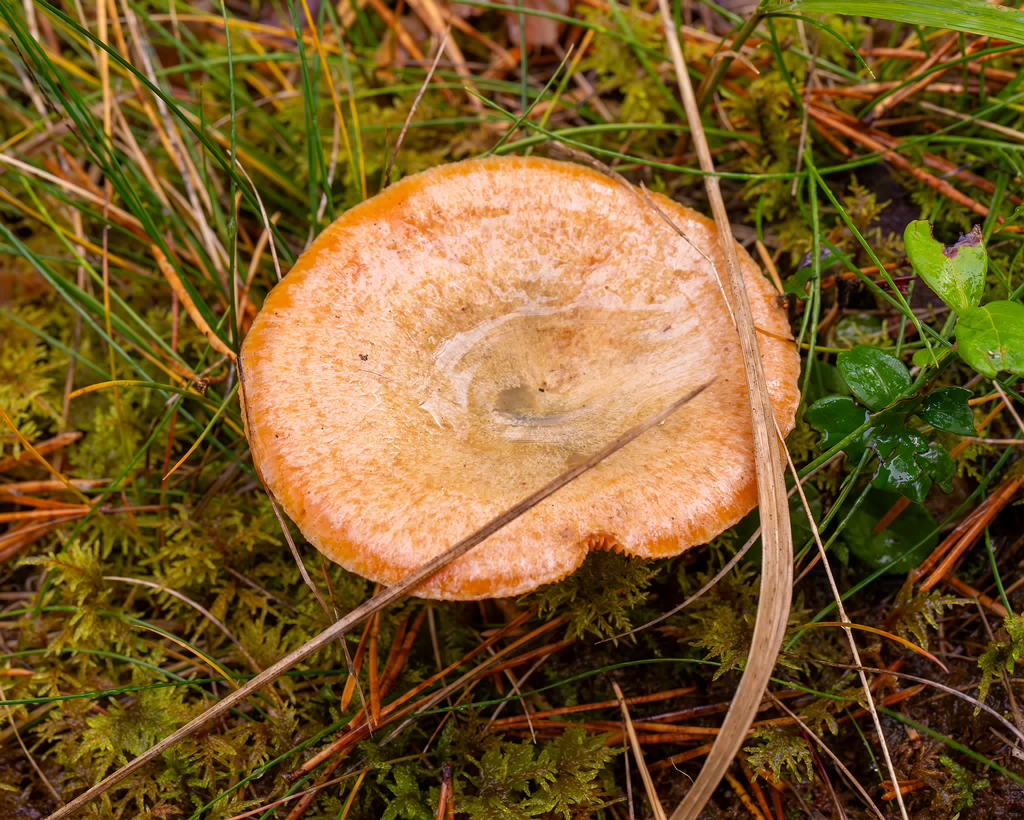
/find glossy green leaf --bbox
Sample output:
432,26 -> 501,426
778,0 -> 1024,47
917,387 -> 976,436
956,301 -> 1024,378
805,396 -> 871,462
843,489 -> 938,574
904,221 -> 986,314
871,426 -> 954,503
837,346 -> 912,411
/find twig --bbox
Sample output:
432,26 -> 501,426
382,28 -> 449,189
722,766 -> 766,820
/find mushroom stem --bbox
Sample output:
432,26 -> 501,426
44,380 -> 714,820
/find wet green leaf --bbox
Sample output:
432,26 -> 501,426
843,489 -> 937,574
870,426 -> 954,502
805,396 -> 871,461
956,301 -> 1024,378
782,0 -> 1024,52
837,346 -> 912,411
903,221 -> 986,313
917,387 -> 976,436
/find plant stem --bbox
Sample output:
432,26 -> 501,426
696,5 -> 766,108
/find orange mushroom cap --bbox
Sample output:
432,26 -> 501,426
239,156 -> 800,600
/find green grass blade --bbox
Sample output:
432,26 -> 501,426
777,0 -> 1024,46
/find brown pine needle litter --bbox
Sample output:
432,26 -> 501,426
4,2 -> 1024,818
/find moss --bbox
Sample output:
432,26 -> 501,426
744,725 -> 814,783
521,551 -> 662,641
977,613 -> 1024,709
459,727 -> 617,819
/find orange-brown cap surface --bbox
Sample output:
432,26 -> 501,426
240,156 -> 800,600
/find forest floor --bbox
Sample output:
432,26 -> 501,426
3,1 -> 1024,818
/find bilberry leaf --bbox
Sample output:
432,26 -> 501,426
871,426 -> 954,503
837,346 -> 912,411
843,488 -> 937,574
956,301 -> 1024,378
917,387 -> 976,436
805,396 -> 871,462
904,221 -> 986,314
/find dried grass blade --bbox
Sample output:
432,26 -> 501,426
802,622 -> 947,671
767,692 -> 885,820
655,5 -> 793,819
0,411 -> 90,504
151,245 -> 237,363
613,679 -> 667,820
780,437 -> 909,820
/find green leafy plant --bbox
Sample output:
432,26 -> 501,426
939,754 -> 990,812
380,767 -> 435,820
890,585 -> 966,651
744,725 -> 814,783
905,220 -> 1024,377
904,223 -> 987,314
841,489 -> 937,574
807,346 -> 966,502
956,302 -> 1024,378
460,727 -> 616,819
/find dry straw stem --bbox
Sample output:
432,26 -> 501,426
654,3 -> 793,819
612,679 -> 667,820
44,381 -> 713,820
382,28 -> 450,189
151,245 -> 237,362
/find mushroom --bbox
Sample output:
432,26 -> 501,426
239,156 -> 800,600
